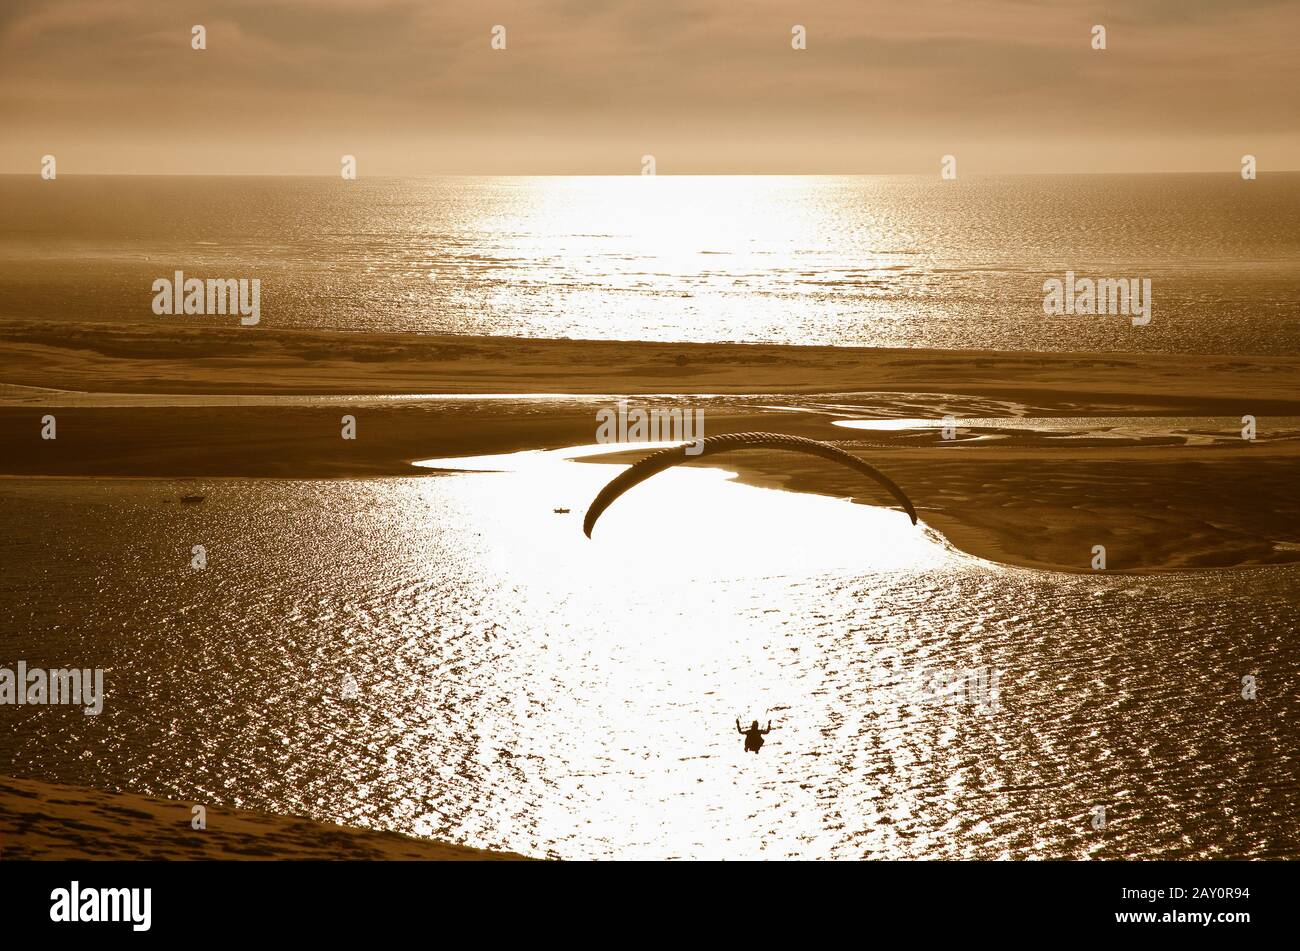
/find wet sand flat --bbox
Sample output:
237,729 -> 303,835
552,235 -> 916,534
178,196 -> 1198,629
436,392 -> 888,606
4,319 -> 1300,405
2,323 -> 1297,574
678,445 -> 1300,573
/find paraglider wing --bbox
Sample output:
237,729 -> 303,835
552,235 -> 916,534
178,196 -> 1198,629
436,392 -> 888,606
583,431 -> 918,537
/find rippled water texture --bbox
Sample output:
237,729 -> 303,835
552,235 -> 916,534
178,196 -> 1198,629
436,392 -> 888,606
3,173 -> 1299,353
2,465 -> 1297,859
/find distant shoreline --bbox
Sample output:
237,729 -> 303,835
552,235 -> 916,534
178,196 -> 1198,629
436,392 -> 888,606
5,319 -> 1300,400
2,325 -> 1298,574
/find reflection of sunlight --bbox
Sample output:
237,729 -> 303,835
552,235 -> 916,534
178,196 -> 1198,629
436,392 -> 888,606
471,176 -> 897,339
416,441 -> 945,583
19,471 -> 1278,859
404,442 -> 955,856
503,175 -> 836,260
833,417 -> 942,431
413,439 -> 689,472
832,415 -> 1300,445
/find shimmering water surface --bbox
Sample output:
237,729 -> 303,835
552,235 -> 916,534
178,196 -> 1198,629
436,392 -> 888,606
3,173 -> 1299,354
2,461 -> 1297,859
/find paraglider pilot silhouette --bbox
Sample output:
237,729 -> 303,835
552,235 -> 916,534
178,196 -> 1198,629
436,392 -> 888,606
737,719 -> 772,753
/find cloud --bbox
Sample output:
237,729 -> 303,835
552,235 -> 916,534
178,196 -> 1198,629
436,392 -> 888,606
1,0 -> 1296,173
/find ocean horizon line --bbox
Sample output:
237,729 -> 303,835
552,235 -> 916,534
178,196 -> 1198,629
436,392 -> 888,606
3,169 -> 1298,179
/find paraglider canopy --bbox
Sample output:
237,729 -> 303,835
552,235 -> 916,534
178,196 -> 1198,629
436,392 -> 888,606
583,431 -> 918,538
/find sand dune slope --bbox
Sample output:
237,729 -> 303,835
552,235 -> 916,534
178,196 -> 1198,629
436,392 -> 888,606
0,775 -> 528,861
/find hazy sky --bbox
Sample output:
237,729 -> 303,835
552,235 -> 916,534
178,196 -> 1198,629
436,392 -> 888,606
2,0 -> 1296,174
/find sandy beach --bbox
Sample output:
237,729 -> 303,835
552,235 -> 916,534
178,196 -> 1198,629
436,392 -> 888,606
5,318 -> 1300,402
0,774 -> 527,860
3,320 -> 1298,574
